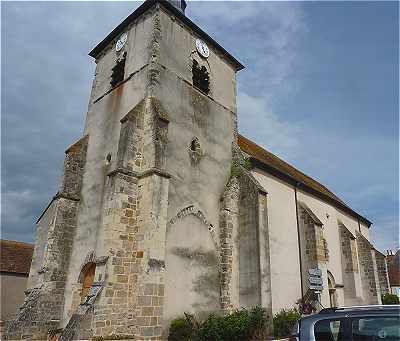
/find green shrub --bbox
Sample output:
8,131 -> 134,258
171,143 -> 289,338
169,307 -> 269,341
168,317 -> 194,341
382,293 -> 400,305
273,308 -> 301,338
220,310 -> 251,341
196,313 -> 224,341
249,306 -> 268,339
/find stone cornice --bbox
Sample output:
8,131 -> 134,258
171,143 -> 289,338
107,167 -> 171,180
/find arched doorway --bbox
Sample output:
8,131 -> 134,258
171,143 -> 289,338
327,271 -> 337,307
80,263 -> 96,302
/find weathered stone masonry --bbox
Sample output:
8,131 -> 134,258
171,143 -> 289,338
89,97 -> 171,340
375,251 -> 390,296
339,224 -> 359,273
219,165 -> 272,332
6,136 -> 88,340
356,231 -> 380,304
219,177 -> 239,312
297,202 -> 328,299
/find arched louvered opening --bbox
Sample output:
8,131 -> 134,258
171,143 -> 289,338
80,263 -> 96,302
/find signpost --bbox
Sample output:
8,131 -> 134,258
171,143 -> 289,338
300,268 -> 324,314
308,268 -> 323,292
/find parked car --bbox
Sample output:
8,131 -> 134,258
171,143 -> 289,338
289,305 -> 400,341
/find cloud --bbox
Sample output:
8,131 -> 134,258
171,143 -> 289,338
1,189 -> 39,241
238,92 -> 303,159
370,215 -> 400,253
188,1 -> 259,24
189,2 -> 307,103
1,1 -> 397,255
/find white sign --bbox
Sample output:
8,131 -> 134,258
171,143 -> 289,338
309,284 -> 323,291
196,39 -> 209,58
308,268 -> 323,291
309,268 -> 322,276
116,33 -> 128,52
309,277 -> 323,285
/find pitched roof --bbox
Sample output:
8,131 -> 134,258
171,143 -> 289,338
88,0 -> 244,71
0,240 -> 34,275
238,134 -> 372,227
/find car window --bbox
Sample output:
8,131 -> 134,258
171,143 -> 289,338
315,319 -> 343,341
352,317 -> 400,341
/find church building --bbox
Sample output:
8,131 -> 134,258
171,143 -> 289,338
6,1 -> 389,340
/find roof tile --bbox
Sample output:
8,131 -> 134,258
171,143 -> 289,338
0,240 -> 34,275
238,134 -> 371,226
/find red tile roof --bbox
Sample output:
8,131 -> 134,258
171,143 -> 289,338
238,134 -> 371,227
0,240 -> 34,275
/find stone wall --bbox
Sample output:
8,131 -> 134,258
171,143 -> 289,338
298,204 -> 327,296
299,205 -> 326,267
238,173 -> 262,307
5,137 -> 88,340
88,171 -> 169,340
219,177 -> 239,312
338,223 -> 363,305
220,167 -> 272,332
375,251 -> 390,296
87,94 -> 170,340
339,224 -> 359,273
117,101 -> 145,172
91,171 -> 139,339
60,136 -> 89,199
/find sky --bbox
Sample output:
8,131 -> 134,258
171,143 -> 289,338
1,1 -> 398,253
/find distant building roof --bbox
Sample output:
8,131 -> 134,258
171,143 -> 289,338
0,240 -> 34,275
238,134 -> 372,227
387,250 -> 400,287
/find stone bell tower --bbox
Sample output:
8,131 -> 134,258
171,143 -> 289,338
7,1 -> 273,340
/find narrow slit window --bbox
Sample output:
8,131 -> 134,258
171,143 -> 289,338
110,52 -> 127,87
192,59 -> 210,94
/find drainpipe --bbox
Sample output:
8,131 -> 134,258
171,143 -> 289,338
294,183 -> 304,298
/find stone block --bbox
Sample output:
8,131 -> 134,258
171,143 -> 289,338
142,307 -> 154,316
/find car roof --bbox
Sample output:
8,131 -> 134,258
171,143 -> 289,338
319,305 -> 400,314
300,305 -> 400,323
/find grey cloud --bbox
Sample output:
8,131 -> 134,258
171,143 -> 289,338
1,2 -> 397,254
1,2 -> 140,242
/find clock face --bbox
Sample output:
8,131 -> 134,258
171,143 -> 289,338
116,33 -> 128,52
196,39 -> 209,58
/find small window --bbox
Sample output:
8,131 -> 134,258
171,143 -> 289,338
352,317 -> 400,341
192,59 -> 210,94
110,52 -> 127,87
